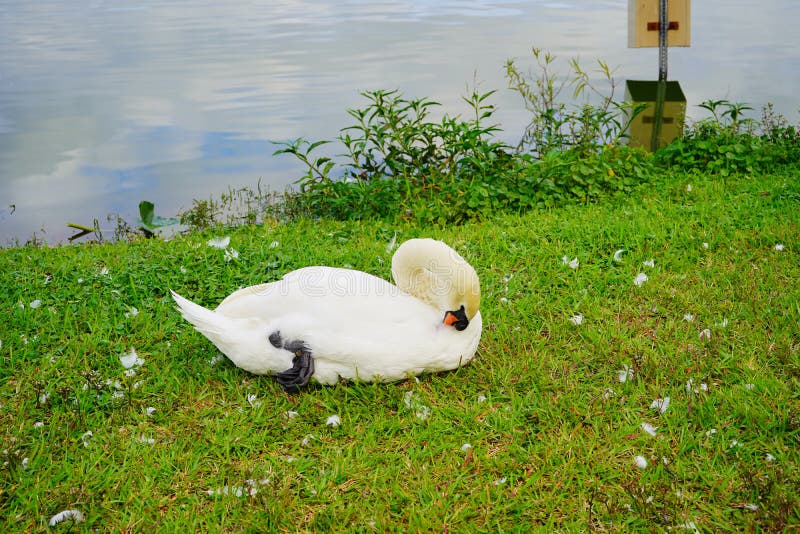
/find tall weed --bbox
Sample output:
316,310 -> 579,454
505,48 -> 646,156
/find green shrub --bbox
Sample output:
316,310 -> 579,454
758,103 -> 800,166
274,88 -> 509,187
528,145 -> 657,204
656,100 -> 800,175
273,88 -> 515,222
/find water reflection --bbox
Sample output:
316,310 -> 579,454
0,0 -> 798,243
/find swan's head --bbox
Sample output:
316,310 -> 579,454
391,238 -> 481,331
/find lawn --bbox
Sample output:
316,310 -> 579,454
1,170 -> 798,531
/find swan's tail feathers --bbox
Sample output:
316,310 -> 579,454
170,290 -> 229,338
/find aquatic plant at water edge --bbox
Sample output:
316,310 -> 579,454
274,88 -> 509,187
272,83 -> 659,223
505,47 -> 647,156
656,100 -> 800,175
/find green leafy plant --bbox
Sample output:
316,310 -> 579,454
273,87 -> 514,222
505,48 -> 647,156
528,145 -> 657,205
272,139 -> 336,192
655,100 -> 800,175
137,201 -> 188,238
698,99 -> 754,133
758,103 -> 800,166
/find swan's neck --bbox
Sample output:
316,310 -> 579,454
391,239 -> 478,315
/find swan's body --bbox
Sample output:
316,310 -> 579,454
171,238 -> 482,391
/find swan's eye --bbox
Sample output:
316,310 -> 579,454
443,305 -> 469,331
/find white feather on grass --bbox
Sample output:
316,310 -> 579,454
325,415 -> 341,427
207,236 -> 230,249
386,232 -> 398,253
403,391 -> 431,421
208,354 -> 225,367
561,255 -> 579,268
207,485 -> 257,498
49,510 -> 85,526
120,348 -> 144,369
224,248 -> 239,262
650,397 -> 670,414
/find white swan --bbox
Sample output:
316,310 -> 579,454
171,238 -> 482,392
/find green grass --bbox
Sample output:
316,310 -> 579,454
1,170 -> 798,531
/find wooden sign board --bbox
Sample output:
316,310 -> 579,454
629,0 -> 691,47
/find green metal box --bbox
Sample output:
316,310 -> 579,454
625,80 -> 686,150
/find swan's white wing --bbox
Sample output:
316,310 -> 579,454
216,267 -> 401,318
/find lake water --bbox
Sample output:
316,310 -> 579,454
1,0 -> 798,244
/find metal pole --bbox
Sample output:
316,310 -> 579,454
651,0 -> 668,151
658,0 -> 669,81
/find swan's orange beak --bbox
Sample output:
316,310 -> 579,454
443,306 -> 469,331
444,311 -> 459,326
